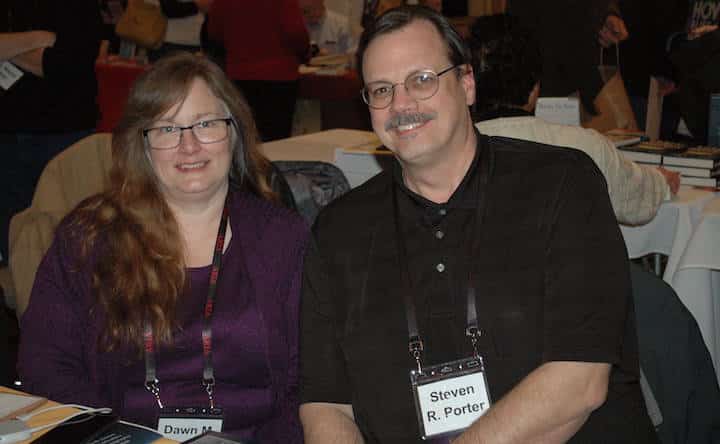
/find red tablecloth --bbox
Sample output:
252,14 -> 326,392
95,57 -> 148,132
297,70 -> 362,102
95,58 -> 364,132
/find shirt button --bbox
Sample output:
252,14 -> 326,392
436,263 -> 445,273
435,230 -> 445,239
438,208 -> 447,216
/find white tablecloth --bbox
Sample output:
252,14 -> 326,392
621,187 -> 720,384
260,129 -> 381,187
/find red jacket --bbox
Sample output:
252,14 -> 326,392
207,1 -> 310,81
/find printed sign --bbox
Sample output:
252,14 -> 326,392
415,371 -> 490,438
535,97 -> 581,127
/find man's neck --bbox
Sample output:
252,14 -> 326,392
402,130 -> 477,204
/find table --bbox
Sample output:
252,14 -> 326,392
260,128 -> 384,188
621,186 -> 720,384
670,196 -> 720,385
0,386 -> 175,443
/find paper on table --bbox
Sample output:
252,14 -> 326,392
535,97 -> 581,126
0,393 -> 46,420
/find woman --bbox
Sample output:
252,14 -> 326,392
18,53 -> 308,443
205,0 -> 309,141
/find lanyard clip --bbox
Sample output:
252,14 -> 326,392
203,378 -> 216,409
409,336 -> 424,373
466,325 -> 482,358
145,379 -> 163,409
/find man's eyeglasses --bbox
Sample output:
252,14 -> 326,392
361,65 -> 460,109
143,118 -> 234,150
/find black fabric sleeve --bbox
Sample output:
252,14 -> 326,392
42,0 -> 102,85
299,237 -> 352,404
159,0 -> 199,18
542,154 -> 632,365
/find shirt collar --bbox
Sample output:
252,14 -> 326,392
392,127 -> 483,213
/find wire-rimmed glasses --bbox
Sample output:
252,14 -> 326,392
143,118 -> 234,150
361,65 -> 459,109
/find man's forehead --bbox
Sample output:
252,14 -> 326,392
363,20 -> 451,80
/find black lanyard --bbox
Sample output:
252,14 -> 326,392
391,144 -> 491,373
144,195 -> 230,409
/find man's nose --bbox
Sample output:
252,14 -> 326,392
390,84 -> 417,113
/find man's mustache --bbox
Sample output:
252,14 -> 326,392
384,112 -> 437,131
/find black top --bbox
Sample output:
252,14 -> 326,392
300,132 -> 658,443
0,0 -> 102,132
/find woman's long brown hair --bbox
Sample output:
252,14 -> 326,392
73,53 -> 276,354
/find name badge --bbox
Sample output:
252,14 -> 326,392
410,357 -> 491,440
0,62 -> 23,90
157,406 -> 224,441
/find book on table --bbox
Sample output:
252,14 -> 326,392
679,176 -> 719,188
0,393 -> 46,420
709,94 -> 720,147
662,146 -> 720,169
604,129 -> 647,148
662,164 -> 720,178
617,140 -> 687,165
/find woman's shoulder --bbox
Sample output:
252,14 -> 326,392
229,190 -> 310,241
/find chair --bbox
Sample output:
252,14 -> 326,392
630,263 -> 720,443
8,133 -> 113,317
271,160 -> 351,224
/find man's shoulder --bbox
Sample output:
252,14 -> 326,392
313,171 -> 392,232
477,117 -> 609,153
484,131 -> 599,172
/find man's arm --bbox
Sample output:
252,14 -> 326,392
300,403 -> 365,444
11,48 -> 45,77
454,362 -> 611,444
0,31 -> 55,61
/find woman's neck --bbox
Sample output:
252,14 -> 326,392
167,186 -> 232,268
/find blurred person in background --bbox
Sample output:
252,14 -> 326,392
0,0 -> 103,265
666,0 -> 720,144
301,0 -> 356,56
471,13 -> 679,226
506,0 -> 629,115
206,1 -> 309,142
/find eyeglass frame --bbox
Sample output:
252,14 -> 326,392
142,117 -> 236,150
361,65 -> 461,109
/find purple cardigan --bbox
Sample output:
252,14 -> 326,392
18,191 -> 309,443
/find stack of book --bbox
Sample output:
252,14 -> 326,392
663,146 -> 720,188
617,140 -> 687,165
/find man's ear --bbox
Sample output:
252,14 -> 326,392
461,64 -> 476,106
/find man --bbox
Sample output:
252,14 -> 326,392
0,0 -> 102,263
471,14 -> 680,226
301,0 -> 356,55
300,5 -> 658,443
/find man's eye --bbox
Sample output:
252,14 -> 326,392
372,85 -> 392,97
413,73 -> 434,84
160,126 -> 178,134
